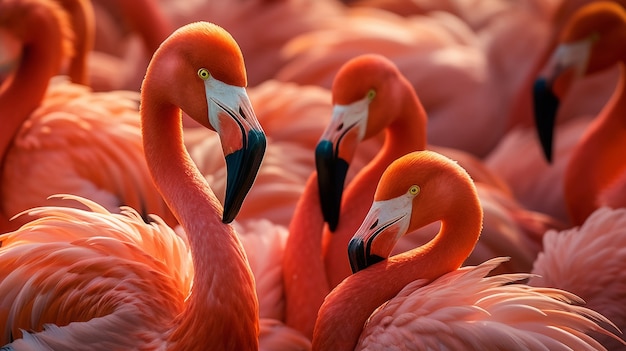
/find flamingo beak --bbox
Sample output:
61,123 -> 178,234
533,78 -> 560,163
347,195 -> 412,273
205,79 -> 266,223
316,97 -> 370,231
533,39 -> 593,163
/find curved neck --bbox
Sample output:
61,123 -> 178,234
313,185 -> 482,351
140,84 -> 259,349
56,0 -> 95,85
114,0 -> 171,55
283,174 -> 331,339
564,63 -> 626,224
323,85 -> 428,287
0,9 -> 65,168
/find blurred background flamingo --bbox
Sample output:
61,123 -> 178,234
0,0 -> 176,233
533,0 -> 626,225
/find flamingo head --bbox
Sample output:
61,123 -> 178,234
347,150 -> 477,273
533,1 -> 626,162
145,22 -> 266,223
316,54 -> 405,231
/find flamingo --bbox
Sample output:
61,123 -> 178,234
485,0 -> 625,224
0,0 -> 176,232
533,1 -> 626,225
312,150 -> 623,351
530,206 -> 626,351
0,17 -> 269,349
315,54 -> 554,287
283,53 -> 556,339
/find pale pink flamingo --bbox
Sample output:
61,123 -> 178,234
0,18 -> 271,349
312,150 -> 623,351
283,53 -> 557,340
530,206 -> 626,351
0,0 -> 176,232
533,1 -> 626,225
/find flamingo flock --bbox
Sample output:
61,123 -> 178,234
1,0 -> 626,350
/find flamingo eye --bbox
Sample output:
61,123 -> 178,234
366,89 -> 376,101
198,68 -> 210,80
408,185 -> 420,196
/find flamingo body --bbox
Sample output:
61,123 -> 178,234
1,14 -> 268,349
0,0 -> 176,232
530,206 -> 626,351
312,150 -> 622,351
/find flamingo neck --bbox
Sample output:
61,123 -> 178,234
57,0 -> 94,85
114,0 -> 171,55
0,7 -> 66,175
323,83 -> 428,287
140,90 -> 259,349
564,63 -> 626,224
312,180 -> 482,351
283,174 -> 331,339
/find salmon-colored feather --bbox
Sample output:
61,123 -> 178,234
312,150 -> 623,351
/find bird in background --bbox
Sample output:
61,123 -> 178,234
530,206 -> 626,351
0,18 -> 269,349
312,150 -> 624,351
86,0 -> 174,92
484,0 -> 626,225
533,0 -> 626,225
0,0 -> 177,233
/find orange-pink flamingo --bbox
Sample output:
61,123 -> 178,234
283,53 -> 555,339
530,206 -> 626,351
533,1 -> 626,225
315,54 -> 554,287
312,150 -> 623,351
0,18 -> 268,349
0,0 -> 176,232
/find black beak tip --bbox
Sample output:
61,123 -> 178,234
348,237 -> 385,274
222,130 -> 267,224
315,140 -> 349,232
533,78 -> 560,163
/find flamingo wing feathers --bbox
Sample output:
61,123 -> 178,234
357,258 -> 621,351
0,195 -> 192,347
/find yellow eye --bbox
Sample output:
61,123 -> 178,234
198,68 -> 210,80
408,185 -> 420,196
366,89 -> 376,101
